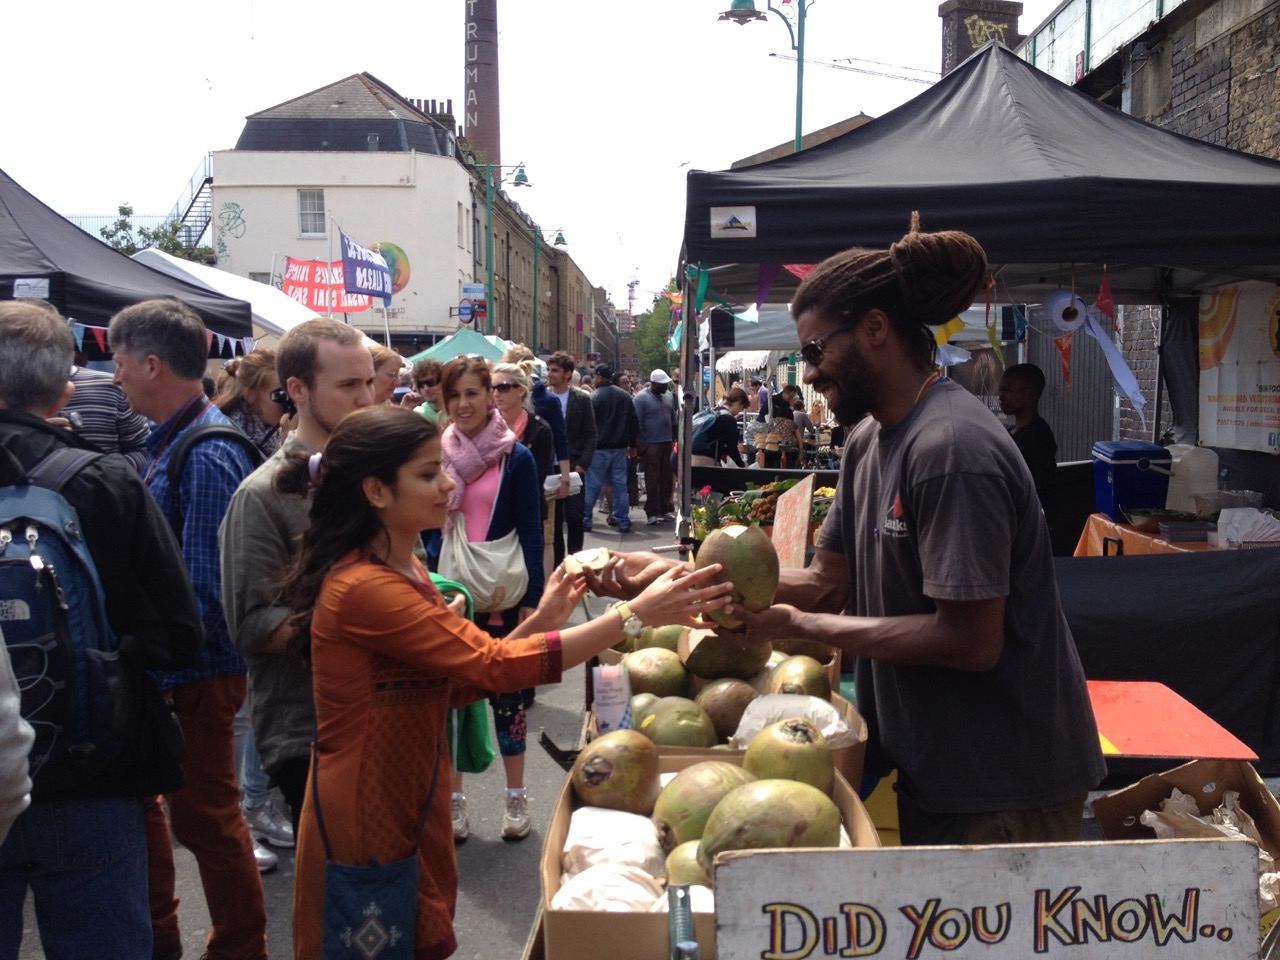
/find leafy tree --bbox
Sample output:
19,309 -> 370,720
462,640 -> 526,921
100,203 -> 213,262
634,279 -> 680,375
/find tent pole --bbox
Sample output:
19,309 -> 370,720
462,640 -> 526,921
677,272 -> 697,542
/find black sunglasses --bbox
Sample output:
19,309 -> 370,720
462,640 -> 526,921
799,320 -> 859,366
416,377 -> 439,388
492,382 -> 519,393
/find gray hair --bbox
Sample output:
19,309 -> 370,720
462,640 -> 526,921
107,298 -> 209,381
0,301 -> 75,412
492,361 -> 533,411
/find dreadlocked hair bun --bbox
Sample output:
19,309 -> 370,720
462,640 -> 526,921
792,213 -> 988,361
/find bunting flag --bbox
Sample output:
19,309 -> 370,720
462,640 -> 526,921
783,264 -> 816,280
733,304 -> 761,324
1010,303 -> 1028,340
694,264 -> 710,312
1085,309 -> 1147,430
934,316 -> 964,345
68,320 -> 251,358
983,275 -> 1005,368
71,323 -> 86,352
755,263 -> 782,307
666,320 -> 683,353
1094,266 -> 1116,322
1053,332 -> 1074,394
91,326 -> 107,353
204,329 -> 214,352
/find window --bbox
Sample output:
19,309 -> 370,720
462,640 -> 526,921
298,189 -> 326,237
248,271 -> 279,290
457,202 -> 466,249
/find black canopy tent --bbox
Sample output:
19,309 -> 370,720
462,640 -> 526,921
0,167 -> 253,349
681,43 -> 1280,308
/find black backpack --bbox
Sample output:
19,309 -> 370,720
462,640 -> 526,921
163,423 -> 265,538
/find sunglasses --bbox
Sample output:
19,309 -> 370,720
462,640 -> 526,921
416,378 -> 439,388
492,382 -> 519,394
799,320 -> 859,367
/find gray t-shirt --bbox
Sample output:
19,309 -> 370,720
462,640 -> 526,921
816,379 -> 1104,813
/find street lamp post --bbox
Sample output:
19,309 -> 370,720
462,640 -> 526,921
531,225 -> 566,356
719,0 -> 812,153
482,162 -> 530,335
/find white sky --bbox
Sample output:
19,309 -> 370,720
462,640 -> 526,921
2,0 -> 1058,312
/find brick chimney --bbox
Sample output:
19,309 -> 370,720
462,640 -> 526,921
463,0 -> 501,164
938,0 -> 1024,75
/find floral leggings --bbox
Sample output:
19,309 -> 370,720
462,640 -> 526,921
480,618 -> 527,756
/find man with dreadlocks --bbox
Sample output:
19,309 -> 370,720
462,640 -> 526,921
589,217 -> 1103,845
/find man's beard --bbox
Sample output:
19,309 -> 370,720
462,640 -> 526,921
822,344 -> 874,426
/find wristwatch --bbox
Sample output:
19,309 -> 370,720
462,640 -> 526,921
612,601 -> 644,639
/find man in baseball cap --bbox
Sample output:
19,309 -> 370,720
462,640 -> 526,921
634,369 -> 677,524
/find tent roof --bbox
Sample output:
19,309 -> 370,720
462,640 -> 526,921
0,168 -> 253,339
683,43 -> 1280,304
406,327 -> 507,364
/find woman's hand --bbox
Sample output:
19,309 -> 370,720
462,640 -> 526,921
628,563 -> 733,629
446,592 -> 468,617
525,565 -> 588,633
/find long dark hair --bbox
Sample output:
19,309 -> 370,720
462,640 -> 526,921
275,406 -> 439,643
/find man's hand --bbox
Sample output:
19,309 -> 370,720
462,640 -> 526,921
583,552 -> 680,601
713,602 -> 800,648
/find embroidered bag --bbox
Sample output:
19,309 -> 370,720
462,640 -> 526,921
313,731 -> 443,960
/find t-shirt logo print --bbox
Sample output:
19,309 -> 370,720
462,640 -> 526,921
883,494 -> 910,538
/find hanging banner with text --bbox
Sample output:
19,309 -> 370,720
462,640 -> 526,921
339,230 -> 393,306
714,840 -> 1257,959
282,258 -> 372,313
1199,281 -> 1280,452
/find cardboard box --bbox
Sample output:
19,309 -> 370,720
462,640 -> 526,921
540,753 -> 878,960
1091,758 -> 1280,937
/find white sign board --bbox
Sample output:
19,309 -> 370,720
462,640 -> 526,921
1198,281 -> 1280,453
715,840 -> 1257,959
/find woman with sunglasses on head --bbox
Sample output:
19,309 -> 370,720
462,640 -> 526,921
213,348 -> 288,457
276,405 -> 730,960
437,356 -> 544,843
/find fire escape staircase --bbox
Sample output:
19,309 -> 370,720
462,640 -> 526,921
166,153 -> 213,250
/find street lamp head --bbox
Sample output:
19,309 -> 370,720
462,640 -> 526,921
512,163 -> 531,186
552,229 -> 567,246
719,0 -> 766,24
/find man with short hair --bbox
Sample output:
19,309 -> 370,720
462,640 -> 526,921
582,364 -> 638,534
998,363 -> 1057,511
0,300 -> 202,959
221,319 -> 375,836
633,369 -> 677,524
546,351 -> 597,560
108,298 -> 267,960
405,356 -> 445,422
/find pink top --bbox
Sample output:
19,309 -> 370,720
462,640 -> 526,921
460,461 -> 501,543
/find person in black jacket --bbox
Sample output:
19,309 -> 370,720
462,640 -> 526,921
582,364 -> 638,533
691,386 -> 748,467
998,363 -> 1057,511
545,352 -> 597,559
0,300 -> 203,960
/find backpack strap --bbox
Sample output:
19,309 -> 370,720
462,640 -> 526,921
24,446 -> 103,493
164,422 -> 266,539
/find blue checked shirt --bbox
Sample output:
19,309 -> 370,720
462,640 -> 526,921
143,399 -> 255,688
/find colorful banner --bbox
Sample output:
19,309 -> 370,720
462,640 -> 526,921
282,258 -> 372,313
339,230 -> 393,306
1199,281 -> 1280,452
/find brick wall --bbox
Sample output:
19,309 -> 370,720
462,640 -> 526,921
1116,305 -> 1175,440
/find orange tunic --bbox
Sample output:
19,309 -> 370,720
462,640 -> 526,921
292,555 -> 562,960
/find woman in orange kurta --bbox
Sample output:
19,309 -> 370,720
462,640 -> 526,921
275,405 -> 732,960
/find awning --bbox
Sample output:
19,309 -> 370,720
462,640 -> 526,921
716,350 -> 783,374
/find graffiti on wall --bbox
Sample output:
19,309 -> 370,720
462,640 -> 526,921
965,14 -> 1010,48
215,202 -> 246,262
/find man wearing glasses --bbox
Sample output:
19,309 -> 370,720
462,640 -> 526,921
589,220 -> 1102,848
405,357 -> 445,423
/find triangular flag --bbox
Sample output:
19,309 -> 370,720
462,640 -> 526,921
783,264 -> 816,280
71,322 -> 86,352
694,265 -> 709,312
91,327 -> 107,352
755,263 -> 782,308
1053,332 -> 1074,395
1010,304 -> 1028,340
934,316 -> 964,345
204,329 -> 214,352
983,275 -> 1004,368
1094,267 -> 1115,321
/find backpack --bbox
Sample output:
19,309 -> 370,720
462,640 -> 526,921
164,422 -> 265,538
690,409 -> 720,456
0,445 -> 131,795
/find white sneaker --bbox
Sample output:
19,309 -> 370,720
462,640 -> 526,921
253,839 -> 278,874
503,791 -> 531,841
452,793 -> 470,843
244,798 -> 295,848
646,516 -> 660,525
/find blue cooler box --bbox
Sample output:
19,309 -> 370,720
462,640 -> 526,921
1091,440 -> 1172,521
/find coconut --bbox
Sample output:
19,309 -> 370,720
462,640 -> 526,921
622,647 -> 690,698
694,678 -> 759,743
764,654 -> 832,701
697,779 -> 842,873
742,717 -> 835,795
570,729 -> 661,815
652,760 -> 756,852
683,629 -> 773,681
629,692 -> 659,726
633,624 -> 688,653
637,697 -> 718,748
665,840 -> 712,887
694,524 -> 779,630
562,547 -> 610,575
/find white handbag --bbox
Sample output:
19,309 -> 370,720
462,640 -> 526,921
439,463 -> 529,613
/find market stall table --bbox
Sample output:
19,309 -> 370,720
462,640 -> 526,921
1088,680 -> 1256,762
1073,512 -> 1217,556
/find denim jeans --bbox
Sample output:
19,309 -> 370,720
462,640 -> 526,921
233,700 -> 271,808
0,796 -> 151,960
583,448 -> 630,529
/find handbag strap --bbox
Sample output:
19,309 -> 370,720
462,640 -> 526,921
310,724 -> 445,864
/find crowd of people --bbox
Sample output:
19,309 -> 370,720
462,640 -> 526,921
0,221 -> 1085,960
